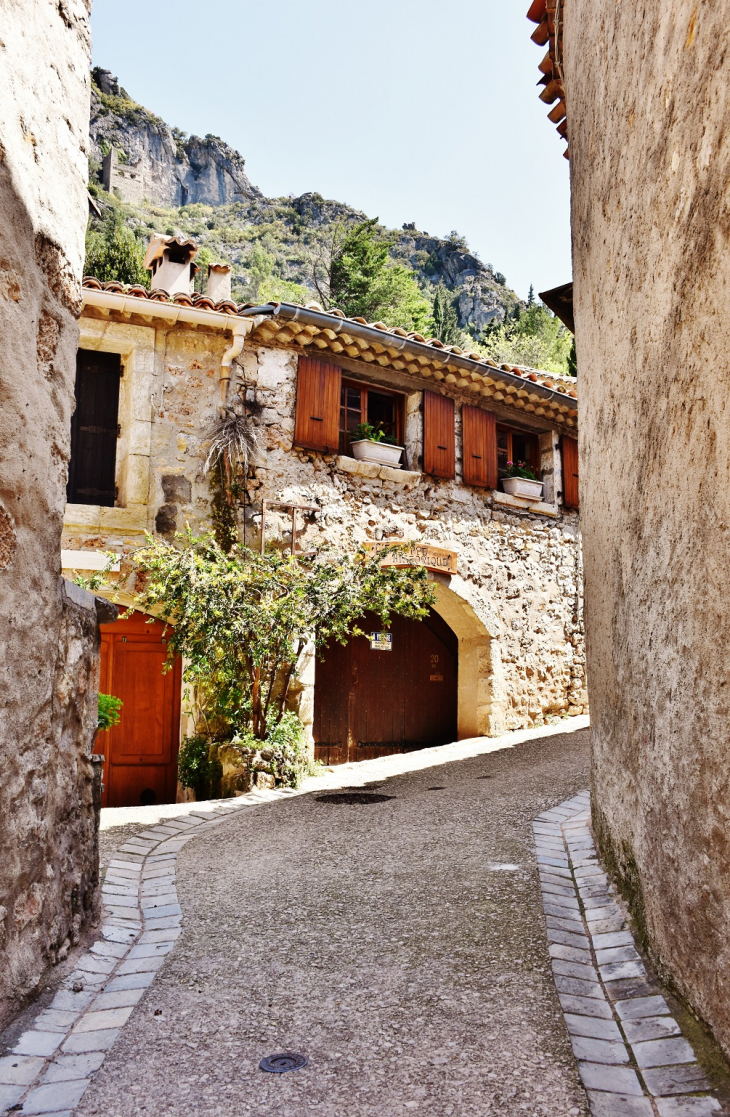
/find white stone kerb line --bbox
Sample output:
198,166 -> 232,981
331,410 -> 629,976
534,793 -> 722,1117
0,790 -> 297,1117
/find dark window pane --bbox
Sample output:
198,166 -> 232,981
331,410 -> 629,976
367,390 -> 397,439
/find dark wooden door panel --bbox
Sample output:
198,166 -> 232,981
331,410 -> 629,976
67,349 -> 121,506
314,609 -> 458,764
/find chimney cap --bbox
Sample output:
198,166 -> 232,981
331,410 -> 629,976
207,262 -> 231,275
143,232 -> 199,271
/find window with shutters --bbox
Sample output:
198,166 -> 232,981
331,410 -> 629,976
462,406 -> 498,489
496,424 -> 541,479
562,435 -> 579,508
294,356 -> 341,453
67,349 -> 122,507
423,391 -> 455,479
339,379 -> 404,455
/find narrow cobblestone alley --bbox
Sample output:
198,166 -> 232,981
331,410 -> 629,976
73,726 -> 591,1117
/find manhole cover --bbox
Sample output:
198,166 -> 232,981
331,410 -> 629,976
259,1053 -> 308,1074
316,793 -> 395,805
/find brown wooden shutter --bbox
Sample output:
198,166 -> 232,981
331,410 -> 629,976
423,391 -> 455,479
294,356 -> 341,453
67,349 -> 122,507
462,406 -> 497,489
562,435 -> 579,508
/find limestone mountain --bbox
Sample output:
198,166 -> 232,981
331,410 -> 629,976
88,69 -> 521,331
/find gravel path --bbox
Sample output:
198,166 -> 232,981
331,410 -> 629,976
76,726 -> 591,1117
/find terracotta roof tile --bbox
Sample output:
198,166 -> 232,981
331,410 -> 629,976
527,0 -> 568,156
80,277 -> 578,426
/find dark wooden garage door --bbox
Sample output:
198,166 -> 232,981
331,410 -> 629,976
98,611 -> 182,808
314,609 -> 458,765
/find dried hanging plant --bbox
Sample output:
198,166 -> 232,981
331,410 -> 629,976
204,404 -> 261,478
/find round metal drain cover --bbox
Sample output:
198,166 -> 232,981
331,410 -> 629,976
259,1053 -> 308,1074
316,792 -> 395,805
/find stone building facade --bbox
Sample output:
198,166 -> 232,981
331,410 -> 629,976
0,0 -> 104,1027
529,0 -> 730,1059
64,243 -> 584,807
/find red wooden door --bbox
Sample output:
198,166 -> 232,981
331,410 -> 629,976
313,609 -> 458,765
98,611 -> 182,808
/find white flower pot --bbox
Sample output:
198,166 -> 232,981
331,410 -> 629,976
350,440 -> 404,467
501,476 -> 543,500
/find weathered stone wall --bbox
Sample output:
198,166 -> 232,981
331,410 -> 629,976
564,0 -> 730,1054
0,0 -> 97,1026
64,318 -> 586,744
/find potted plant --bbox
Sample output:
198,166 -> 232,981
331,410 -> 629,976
501,460 -> 543,500
349,422 -> 404,468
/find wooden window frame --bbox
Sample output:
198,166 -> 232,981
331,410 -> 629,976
339,377 -> 405,456
496,423 -> 541,479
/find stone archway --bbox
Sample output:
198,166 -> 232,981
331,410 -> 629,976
430,580 -> 501,740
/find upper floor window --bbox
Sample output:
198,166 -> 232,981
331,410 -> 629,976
66,349 -> 121,507
339,378 -> 404,455
497,424 -> 540,479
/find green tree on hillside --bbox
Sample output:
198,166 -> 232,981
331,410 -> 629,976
84,208 -> 149,286
432,281 -> 460,345
479,301 -> 572,375
313,218 -> 433,333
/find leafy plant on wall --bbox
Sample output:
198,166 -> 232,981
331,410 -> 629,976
131,530 -> 436,763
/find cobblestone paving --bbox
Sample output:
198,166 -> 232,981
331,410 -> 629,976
535,796 -> 726,1117
1,719 -> 601,1116
69,723 -> 591,1117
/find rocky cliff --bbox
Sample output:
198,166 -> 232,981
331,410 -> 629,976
90,70 -> 260,208
88,70 -> 520,330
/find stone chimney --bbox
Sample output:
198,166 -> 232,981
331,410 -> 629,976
206,263 -> 232,302
143,233 -> 199,296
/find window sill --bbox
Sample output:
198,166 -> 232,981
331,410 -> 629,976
64,502 -> 149,532
335,455 -> 421,486
492,489 -> 559,518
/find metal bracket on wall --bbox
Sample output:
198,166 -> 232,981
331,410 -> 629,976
260,500 -> 319,558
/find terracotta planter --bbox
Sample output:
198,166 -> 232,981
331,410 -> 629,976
501,476 -> 543,500
350,440 -> 404,467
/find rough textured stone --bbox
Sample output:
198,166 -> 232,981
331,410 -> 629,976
0,0 -> 97,1028
564,0 -> 730,1058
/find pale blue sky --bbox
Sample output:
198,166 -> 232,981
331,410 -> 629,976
90,1 -> 571,301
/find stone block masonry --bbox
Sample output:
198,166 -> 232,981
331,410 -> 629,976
0,0 -> 100,1027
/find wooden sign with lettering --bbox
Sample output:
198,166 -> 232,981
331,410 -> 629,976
364,541 -> 458,575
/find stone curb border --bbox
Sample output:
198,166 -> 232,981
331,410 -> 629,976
534,792 -> 722,1117
0,787 -> 298,1116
